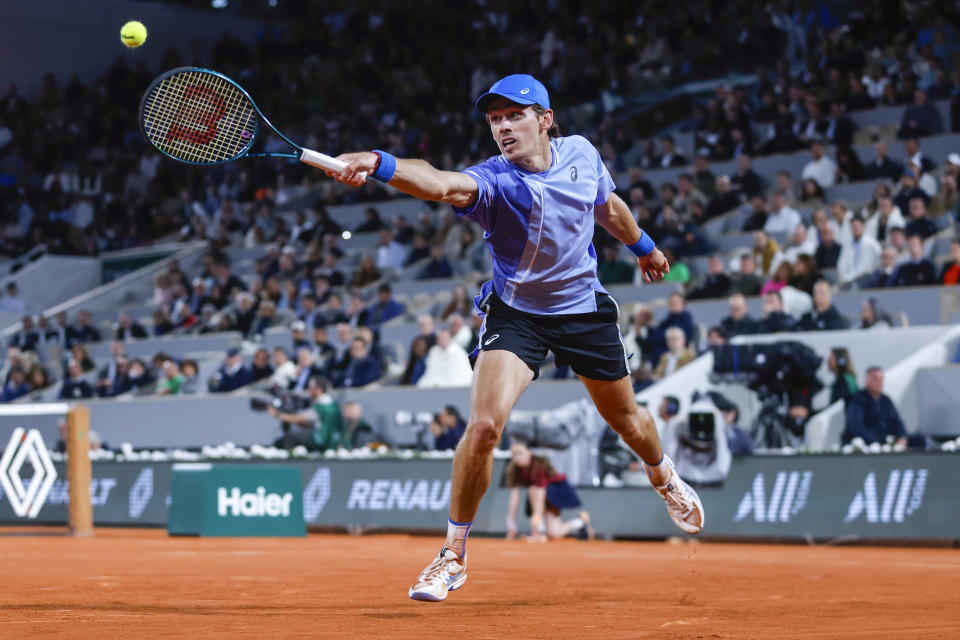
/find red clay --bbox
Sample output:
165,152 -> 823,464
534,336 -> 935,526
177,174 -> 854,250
0,527 -> 957,639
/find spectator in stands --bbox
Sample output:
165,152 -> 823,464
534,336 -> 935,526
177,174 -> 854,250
417,328 -> 473,388
211,348 -> 253,393
248,347 -> 273,382
887,226 -> 909,263
269,376 -> 343,452
10,315 -> 40,352
420,243 -> 454,280
801,141 -> 837,189
248,300 -> 277,339
656,292 -> 696,348
350,255 -> 381,289
859,298 -> 893,330
864,140 -> 902,182
731,154 -> 763,200
366,283 -> 406,327
894,168 -> 930,213
814,225 -> 842,269
179,359 -> 199,395
827,348 -> 858,405
843,367 -> 906,447
156,360 -> 183,396
657,134 -> 687,168
864,194 -> 905,244
864,246 -> 900,289
431,404 -> 466,450
730,253 -> 764,296
897,89 -> 944,138
835,146 -> 866,184
825,102 -> 856,147
114,312 -> 147,341
755,289 -> 796,334
354,207 -> 385,234
940,238 -> 960,285
59,358 -> 93,399
720,293 -> 756,338
720,403 -> 753,457
70,344 -> 95,372
2,367 -> 30,402
903,137 -> 937,174
448,313 -> 473,352
405,232 -> 431,266
782,224 -> 818,264
293,346 -> 324,391
597,245 -> 634,285
838,214 -> 883,285
401,336 -> 431,386
741,195 -> 769,232
652,327 -> 696,380
375,229 -> 406,270
687,255 -> 732,300
752,230 -> 784,278
622,304 -> 658,366
438,284 -> 471,321
892,234 -> 937,287
705,175 -> 741,220
904,197 -> 939,240
798,177 -> 826,209
798,280 -> 850,331
67,309 -> 100,347
764,189 -> 802,234
267,347 -> 296,390
341,401 -> 377,449
0,282 -> 26,315
341,337 -> 382,388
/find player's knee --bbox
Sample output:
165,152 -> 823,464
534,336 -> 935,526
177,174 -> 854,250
465,417 -> 502,452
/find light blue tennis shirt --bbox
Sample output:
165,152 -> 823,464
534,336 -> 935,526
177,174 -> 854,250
453,135 -> 616,315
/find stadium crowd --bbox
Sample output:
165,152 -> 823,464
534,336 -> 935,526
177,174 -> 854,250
2,2 -> 959,467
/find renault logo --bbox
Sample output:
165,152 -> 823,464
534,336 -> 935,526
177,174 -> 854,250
0,428 -> 58,518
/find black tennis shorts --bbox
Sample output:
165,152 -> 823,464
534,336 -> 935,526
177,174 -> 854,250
476,291 -> 630,381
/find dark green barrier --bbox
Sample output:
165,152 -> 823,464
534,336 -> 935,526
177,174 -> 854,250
168,464 -> 305,537
0,455 -> 956,543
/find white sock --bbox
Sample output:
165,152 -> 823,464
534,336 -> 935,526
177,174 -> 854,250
566,517 -> 585,533
445,518 -> 471,557
644,454 -> 671,486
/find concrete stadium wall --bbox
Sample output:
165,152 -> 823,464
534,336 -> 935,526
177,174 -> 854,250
0,256 -> 101,326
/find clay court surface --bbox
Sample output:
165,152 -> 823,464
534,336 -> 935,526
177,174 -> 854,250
0,528 -> 957,639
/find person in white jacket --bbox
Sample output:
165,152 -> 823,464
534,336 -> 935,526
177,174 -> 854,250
862,194 -> 906,244
416,329 -> 474,388
837,214 -> 882,285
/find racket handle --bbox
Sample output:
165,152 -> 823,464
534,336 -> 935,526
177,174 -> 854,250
299,148 -> 368,179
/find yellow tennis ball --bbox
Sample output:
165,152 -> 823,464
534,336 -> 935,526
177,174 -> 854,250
120,21 -> 147,48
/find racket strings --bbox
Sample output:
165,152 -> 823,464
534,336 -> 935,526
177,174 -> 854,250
142,70 -> 257,164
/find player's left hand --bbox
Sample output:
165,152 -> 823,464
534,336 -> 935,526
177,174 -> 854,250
636,248 -> 669,283
326,152 -> 377,187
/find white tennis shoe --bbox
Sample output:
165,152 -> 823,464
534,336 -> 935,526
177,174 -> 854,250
648,455 -> 705,534
408,547 -> 467,602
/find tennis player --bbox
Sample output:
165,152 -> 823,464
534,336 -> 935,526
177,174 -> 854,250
328,74 -> 704,602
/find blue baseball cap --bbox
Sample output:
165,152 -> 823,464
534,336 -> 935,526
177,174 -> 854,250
475,74 -> 550,113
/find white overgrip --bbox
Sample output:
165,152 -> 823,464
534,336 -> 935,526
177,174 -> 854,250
299,148 -> 368,180
299,148 -> 347,171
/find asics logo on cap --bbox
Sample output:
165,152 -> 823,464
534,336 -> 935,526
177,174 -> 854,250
520,88 -> 530,94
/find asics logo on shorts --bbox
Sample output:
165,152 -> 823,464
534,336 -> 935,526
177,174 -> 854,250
484,334 -> 500,346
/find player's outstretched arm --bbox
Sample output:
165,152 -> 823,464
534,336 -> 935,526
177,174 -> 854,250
327,152 -> 478,209
594,193 -> 669,283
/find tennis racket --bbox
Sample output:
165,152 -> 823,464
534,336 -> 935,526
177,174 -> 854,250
139,67 -> 353,173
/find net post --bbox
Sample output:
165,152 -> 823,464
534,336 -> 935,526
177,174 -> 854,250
66,404 -> 93,537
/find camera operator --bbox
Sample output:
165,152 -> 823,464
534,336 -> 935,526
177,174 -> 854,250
266,376 -> 343,451
661,397 -> 732,486
431,405 -> 466,450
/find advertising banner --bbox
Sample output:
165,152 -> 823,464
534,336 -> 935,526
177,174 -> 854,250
0,455 -> 956,542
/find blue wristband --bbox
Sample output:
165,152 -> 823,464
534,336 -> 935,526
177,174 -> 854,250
627,232 -> 656,257
371,150 -> 396,183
